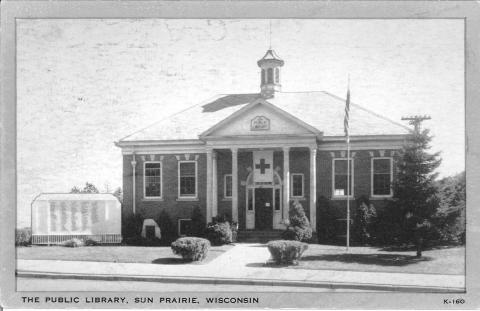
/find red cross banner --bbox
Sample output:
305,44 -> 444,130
253,150 -> 274,183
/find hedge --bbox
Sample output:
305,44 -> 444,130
267,240 -> 308,265
171,237 -> 210,262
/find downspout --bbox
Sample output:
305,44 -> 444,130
131,152 -> 137,214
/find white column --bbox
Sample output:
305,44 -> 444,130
231,148 -> 239,222
283,147 -> 290,222
131,156 -> 137,214
212,151 -> 218,218
206,148 -> 213,223
310,146 -> 317,232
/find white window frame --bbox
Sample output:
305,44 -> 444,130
371,157 -> 394,198
290,173 -> 305,198
143,161 -> 163,199
332,158 -> 355,198
178,218 -> 192,236
178,160 -> 198,200
224,174 -> 232,199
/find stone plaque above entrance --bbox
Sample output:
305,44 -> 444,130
250,116 -> 270,131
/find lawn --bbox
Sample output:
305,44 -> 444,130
16,244 -> 233,265
288,244 -> 465,275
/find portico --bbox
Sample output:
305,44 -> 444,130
202,135 -> 318,231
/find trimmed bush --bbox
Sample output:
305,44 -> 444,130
267,240 -> 308,265
15,227 -> 32,246
282,200 -> 312,242
62,238 -> 84,248
171,237 -> 210,262
205,219 -> 233,246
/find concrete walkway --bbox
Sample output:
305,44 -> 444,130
16,243 -> 465,292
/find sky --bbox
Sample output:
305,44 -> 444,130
16,19 -> 464,228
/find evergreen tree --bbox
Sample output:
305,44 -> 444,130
282,200 -> 313,242
393,127 -> 441,257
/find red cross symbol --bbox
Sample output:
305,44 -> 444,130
255,159 -> 270,174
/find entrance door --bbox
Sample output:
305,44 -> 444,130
255,188 -> 273,230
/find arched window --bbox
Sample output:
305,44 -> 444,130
261,69 -> 265,84
275,68 -> 279,83
267,68 -> 274,84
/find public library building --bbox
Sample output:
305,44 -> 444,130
115,49 -> 411,237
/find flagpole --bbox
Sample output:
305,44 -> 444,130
346,75 -> 351,252
346,135 -> 350,251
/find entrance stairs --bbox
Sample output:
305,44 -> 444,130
236,230 -> 283,243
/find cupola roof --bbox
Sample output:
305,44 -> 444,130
257,49 -> 284,67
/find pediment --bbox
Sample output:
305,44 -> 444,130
200,100 -> 321,138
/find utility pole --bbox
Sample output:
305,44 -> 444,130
401,115 -> 431,132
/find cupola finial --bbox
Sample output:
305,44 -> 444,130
257,49 -> 284,98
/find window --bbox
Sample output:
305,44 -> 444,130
224,174 -> 232,198
144,162 -> 162,198
267,68 -> 273,83
178,161 -> 197,198
274,188 -> 281,211
178,219 -> 192,236
333,159 -> 354,197
291,173 -> 304,198
261,69 -> 265,84
372,158 -> 393,196
275,68 -> 279,83
247,189 -> 254,211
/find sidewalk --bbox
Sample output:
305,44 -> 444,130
16,243 -> 465,292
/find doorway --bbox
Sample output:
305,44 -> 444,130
254,188 -> 273,230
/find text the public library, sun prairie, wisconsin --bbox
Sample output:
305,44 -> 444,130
21,296 -> 260,305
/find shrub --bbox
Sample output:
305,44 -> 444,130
189,206 -> 205,237
15,227 -> 32,246
156,210 -> 177,245
267,240 -> 308,265
83,238 -> 100,246
316,196 -> 337,244
205,219 -> 233,246
62,238 -> 84,248
171,237 -> 210,262
352,195 -> 377,245
122,212 -> 144,239
282,200 -> 312,242
373,201 -> 406,246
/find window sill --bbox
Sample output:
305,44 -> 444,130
222,197 -> 232,201
176,197 -> 199,202
142,197 -> 164,201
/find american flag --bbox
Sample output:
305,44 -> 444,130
344,88 -> 350,141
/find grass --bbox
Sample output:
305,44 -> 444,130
288,244 -> 465,275
16,244 -> 233,265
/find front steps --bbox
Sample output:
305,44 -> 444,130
236,230 -> 283,243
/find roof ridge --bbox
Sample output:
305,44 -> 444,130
321,91 -> 412,132
118,94 -> 228,142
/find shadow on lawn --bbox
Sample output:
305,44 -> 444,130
301,253 -> 432,266
151,257 -> 188,265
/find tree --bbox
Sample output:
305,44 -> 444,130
70,182 -> 100,194
393,127 -> 441,257
434,171 -> 466,244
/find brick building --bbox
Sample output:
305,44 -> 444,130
115,49 -> 411,237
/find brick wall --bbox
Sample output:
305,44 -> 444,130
122,153 -> 207,235
121,148 -> 399,234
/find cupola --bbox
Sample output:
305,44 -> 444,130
257,49 -> 284,98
